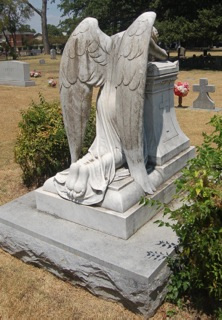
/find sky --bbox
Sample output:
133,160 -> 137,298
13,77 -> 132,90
28,0 -> 64,33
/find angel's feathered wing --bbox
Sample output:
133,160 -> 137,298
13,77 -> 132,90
60,18 -> 112,163
115,12 -> 167,194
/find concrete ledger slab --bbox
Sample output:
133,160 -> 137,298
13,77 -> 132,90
0,191 -> 178,317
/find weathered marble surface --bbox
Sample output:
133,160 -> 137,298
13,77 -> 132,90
55,12 -> 168,205
0,61 -> 35,87
43,59 -> 194,218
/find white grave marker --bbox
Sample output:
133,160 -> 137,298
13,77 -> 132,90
0,61 -> 35,87
50,49 -> 56,59
193,78 -> 215,109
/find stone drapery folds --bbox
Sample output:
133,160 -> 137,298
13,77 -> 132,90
55,12 -> 168,205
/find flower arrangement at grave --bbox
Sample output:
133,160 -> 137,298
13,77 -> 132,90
174,81 -> 189,108
30,70 -> 41,78
48,78 -> 57,87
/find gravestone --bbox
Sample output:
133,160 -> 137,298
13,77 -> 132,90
31,49 -> 41,56
39,59 -> 45,65
0,61 -> 35,87
193,78 -> 215,109
0,62 -> 194,318
0,13 -> 195,318
178,46 -> 186,58
50,48 -> 56,59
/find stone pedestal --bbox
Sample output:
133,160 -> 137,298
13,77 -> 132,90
144,61 -> 189,165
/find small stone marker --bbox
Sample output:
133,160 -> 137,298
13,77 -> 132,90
39,59 -> 45,65
193,78 -> 215,109
50,48 -> 56,59
0,61 -> 35,87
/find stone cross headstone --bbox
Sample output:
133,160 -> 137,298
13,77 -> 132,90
0,61 -> 35,87
50,48 -> 56,59
193,78 -> 215,109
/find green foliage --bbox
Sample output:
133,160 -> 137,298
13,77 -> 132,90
0,0 -> 33,59
156,2 -> 222,46
15,94 -> 96,188
58,0 -> 222,46
47,23 -> 68,47
59,0 -> 159,35
47,24 -> 63,37
15,94 -> 70,187
152,115 -> 221,315
18,23 -> 36,33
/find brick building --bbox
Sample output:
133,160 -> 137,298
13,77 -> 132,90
0,31 -> 35,48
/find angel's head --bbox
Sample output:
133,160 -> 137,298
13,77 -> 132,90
151,27 -> 159,43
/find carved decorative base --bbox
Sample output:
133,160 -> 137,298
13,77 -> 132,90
36,146 -> 195,239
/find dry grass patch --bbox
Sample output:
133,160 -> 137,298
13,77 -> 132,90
174,69 -> 222,146
175,69 -> 222,108
0,248 -> 212,320
0,56 -> 60,204
0,249 -> 143,320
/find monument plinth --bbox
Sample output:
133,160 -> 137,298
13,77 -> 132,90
145,61 -> 190,165
36,61 -> 195,239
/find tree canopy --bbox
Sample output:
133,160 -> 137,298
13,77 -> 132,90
154,0 -> 222,47
0,0 -> 33,58
18,24 -> 36,33
47,24 -> 68,47
58,0 -> 222,47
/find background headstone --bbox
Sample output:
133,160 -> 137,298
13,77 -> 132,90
50,49 -> 56,59
39,59 -> 45,65
193,78 -> 215,109
0,61 -> 35,87
31,49 -> 41,56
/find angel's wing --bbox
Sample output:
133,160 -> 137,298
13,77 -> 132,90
60,18 -> 112,163
115,12 -> 167,194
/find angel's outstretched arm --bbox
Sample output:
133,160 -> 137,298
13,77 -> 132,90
149,38 -> 168,60
60,18 -> 112,163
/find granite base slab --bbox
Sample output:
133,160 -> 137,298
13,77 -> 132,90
0,191 -> 178,317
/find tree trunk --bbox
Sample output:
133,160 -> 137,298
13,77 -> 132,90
11,33 -> 17,59
26,0 -> 50,54
41,0 -> 50,54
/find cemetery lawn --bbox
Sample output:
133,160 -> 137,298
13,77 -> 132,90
0,54 -> 221,319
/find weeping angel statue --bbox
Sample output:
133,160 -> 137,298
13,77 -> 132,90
54,12 -> 168,205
